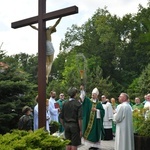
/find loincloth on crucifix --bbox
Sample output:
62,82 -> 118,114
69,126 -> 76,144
46,41 -> 54,55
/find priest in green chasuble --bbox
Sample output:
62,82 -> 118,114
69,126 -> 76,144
82,88 -> 105,150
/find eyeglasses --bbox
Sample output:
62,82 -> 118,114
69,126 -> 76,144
60,95 -> 64,96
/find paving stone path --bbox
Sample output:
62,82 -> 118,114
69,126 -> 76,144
78,138 -> 115,150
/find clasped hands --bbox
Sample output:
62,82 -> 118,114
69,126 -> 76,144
91,107 -> 97,112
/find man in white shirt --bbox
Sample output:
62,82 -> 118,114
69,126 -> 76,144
79,84 -> 86,102
144,93 -> 150,119
144,93 -> 150,109
113,93 -> 134,150
101,95 -> 113,140
34,96 -> 50,132
49,91 -> 60,122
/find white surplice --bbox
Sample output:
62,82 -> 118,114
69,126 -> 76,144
113,102 -> 134,150
34,104 -> 38,131
33,103 -> 51,132
49,97 -> 59,122
102,102 -> 113,129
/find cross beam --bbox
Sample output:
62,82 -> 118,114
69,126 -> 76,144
11,0 -> 78,130
11,6 -> 78,28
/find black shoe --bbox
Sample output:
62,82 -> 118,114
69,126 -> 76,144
89,147 -> 94,150
89,147 -> 100,150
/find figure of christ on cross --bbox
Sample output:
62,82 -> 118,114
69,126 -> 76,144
30,17 -> 62,83
11,0 -> 78,130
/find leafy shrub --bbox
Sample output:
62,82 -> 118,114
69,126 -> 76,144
133,108 -> 150,137
50,121 -> 60,135
0,128 -> 70,150
50,121 -> 60,129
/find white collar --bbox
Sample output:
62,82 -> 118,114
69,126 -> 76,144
69,98 -> 75,101
92,99 -> 97,103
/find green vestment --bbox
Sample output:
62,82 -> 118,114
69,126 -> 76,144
57,99 -> 67,110
132,103 -> 144,110
82,97 -> 105,142
112,103 -> 118,134
56,99 -> 67,133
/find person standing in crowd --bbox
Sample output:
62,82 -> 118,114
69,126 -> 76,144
110,97 -> 118,136
101,95 -> 113,140
144,93 -> 150,109
57,93 -> 67,133
79,84 -> 86,102
60,87 -> 82,150
49,91 -> 60,122
132,97 -> 143,132
57,93 -> 66,110
144,93 -> 150,119
110,98 -> 118,112
82,87 -> 105,150
34,96 -> 51,133
113,93 -> 134,150
33,95 -> 39,131
18,105 -> 33,132
143,94 -> 147,105
132,97 -> 143,110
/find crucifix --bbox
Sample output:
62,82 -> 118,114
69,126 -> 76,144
11,0 -> 78,129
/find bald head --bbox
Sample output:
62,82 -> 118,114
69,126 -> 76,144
135,97 -> 140,104
119,93 -> 129,103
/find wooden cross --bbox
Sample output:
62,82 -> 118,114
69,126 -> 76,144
11,0 -> 78,129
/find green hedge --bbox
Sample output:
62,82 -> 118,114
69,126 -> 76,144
0,128 -> 70,150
